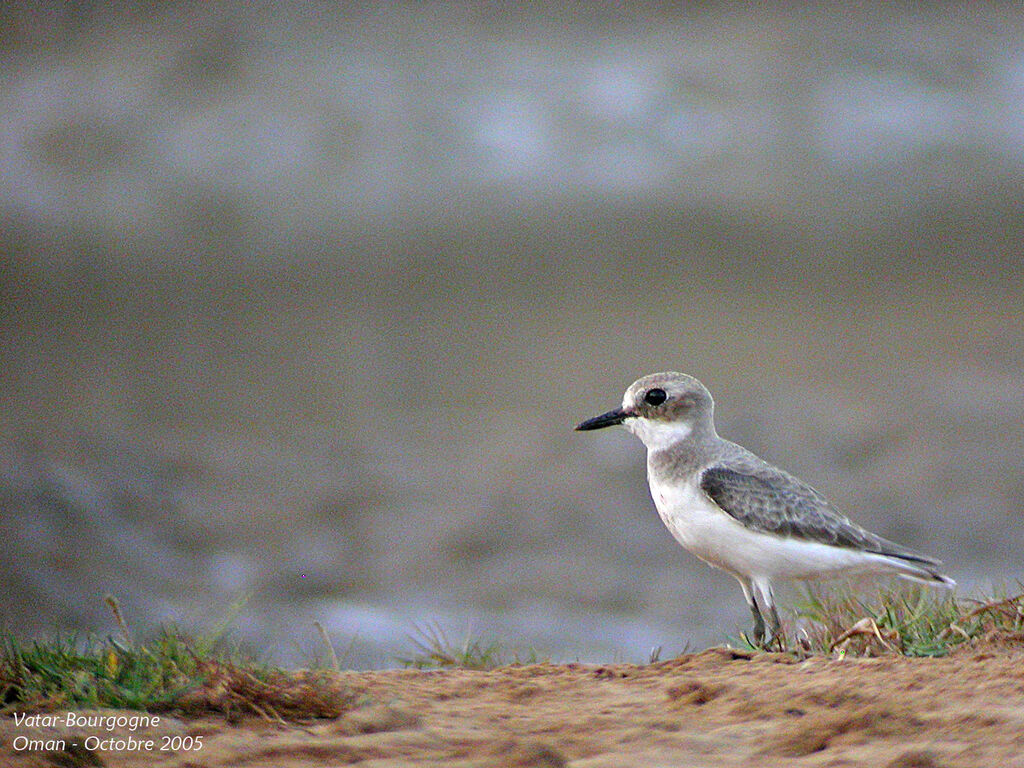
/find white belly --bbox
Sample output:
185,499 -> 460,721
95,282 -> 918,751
648,476 -> 892,582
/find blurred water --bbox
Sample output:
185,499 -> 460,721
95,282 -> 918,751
2,4 -> 1023,243
1,3 -> 1023,666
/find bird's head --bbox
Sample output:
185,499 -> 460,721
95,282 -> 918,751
576,372 -> 716,450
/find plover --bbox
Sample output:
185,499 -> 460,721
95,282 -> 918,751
576,372 -> 954,645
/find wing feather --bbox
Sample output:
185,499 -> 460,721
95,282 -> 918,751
699,465 -> 940,565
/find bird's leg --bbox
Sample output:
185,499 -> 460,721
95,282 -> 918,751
756,580 -> 784,650
766,602 -> 783,646
738,578 -> 766,646
750,606 -> 766,646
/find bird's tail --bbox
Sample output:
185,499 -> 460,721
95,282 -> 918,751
887,558 -> 956,589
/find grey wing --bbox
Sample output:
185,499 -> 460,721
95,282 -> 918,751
699,466 -> 941,565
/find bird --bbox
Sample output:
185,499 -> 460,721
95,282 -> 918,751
576,372 -> 954,646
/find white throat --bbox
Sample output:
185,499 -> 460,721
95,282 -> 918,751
625,417 -> 693,451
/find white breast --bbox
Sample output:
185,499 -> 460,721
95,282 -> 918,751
647,473 -> 890,581
648,475 -> 737,566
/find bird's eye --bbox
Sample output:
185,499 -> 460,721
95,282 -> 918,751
643,388 -> 667,406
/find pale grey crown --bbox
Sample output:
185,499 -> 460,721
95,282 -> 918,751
623,372 -> 716,429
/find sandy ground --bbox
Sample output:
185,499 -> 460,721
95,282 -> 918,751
5,644 -> 1024,768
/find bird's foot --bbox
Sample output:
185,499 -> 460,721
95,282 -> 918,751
744,627 -> 786,652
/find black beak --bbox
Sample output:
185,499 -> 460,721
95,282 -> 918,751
575,407 -> 631,431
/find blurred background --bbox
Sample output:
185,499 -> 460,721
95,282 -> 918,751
1,2 -> 1022,667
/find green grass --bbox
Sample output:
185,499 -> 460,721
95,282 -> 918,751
0,597 -> 354,719
401,587 -> 1024,668
738,584 -> 1024,658
396,621 -> 548,669
5,587 -> 1024,716
2,626 -> 207,712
